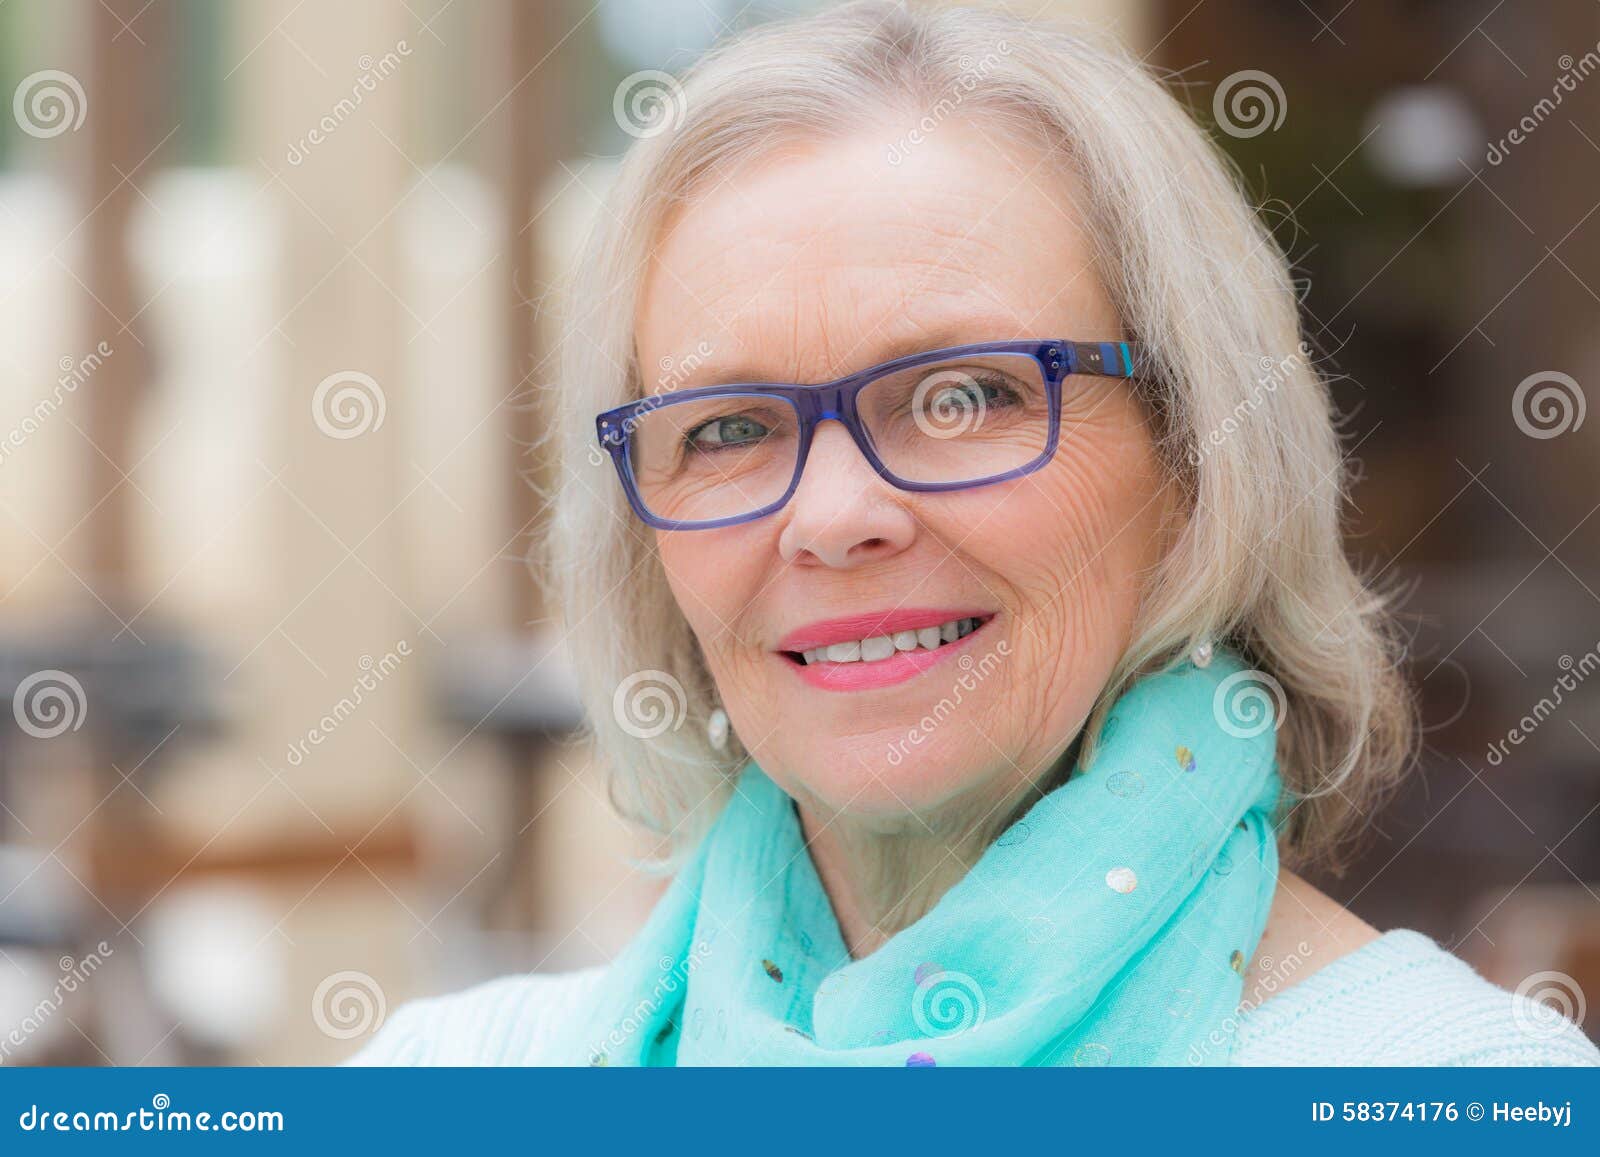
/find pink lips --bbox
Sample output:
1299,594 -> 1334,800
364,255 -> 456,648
776,608 -> 995,693
776,608 -> 992,653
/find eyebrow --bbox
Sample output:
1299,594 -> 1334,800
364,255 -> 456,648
673,322 -> 1034,390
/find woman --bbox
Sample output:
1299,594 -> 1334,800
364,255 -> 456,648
354,1 -> 1598,1066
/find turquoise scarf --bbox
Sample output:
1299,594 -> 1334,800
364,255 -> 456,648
572,649 -> 1285,1066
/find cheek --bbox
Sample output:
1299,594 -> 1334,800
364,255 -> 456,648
961,420 -> 1165,616
940,417 -> 1168,721
657,527 -> 776,692
659,532 -> 742,643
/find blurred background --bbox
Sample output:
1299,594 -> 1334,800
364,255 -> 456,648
0,0 -> 1596,1064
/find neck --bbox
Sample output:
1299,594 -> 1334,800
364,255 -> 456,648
796,807 -> 987,959
795,752 -> 1076,958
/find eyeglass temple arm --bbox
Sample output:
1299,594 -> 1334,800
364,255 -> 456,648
1063,341 -> 1144,379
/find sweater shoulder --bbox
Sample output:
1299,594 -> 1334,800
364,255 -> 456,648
1232,928 -> 1600,1066
344,965 -> 607,1066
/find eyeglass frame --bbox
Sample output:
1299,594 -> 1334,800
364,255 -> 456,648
594,338 -> 1147,531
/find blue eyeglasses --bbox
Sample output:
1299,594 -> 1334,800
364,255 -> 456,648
595,339 -> 1146,530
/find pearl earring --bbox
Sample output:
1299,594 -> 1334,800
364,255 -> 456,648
707,706 -> 730,751
1192,640 -> 1214,669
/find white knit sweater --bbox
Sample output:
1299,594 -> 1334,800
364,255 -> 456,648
349,928 -> 1600,1066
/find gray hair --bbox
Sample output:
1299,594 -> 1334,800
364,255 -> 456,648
542,0 -> 1416,874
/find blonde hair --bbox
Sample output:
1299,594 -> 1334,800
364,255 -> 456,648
543,0 -> 1416,874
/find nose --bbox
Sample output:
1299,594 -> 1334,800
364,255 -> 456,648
777,421 -> 917,568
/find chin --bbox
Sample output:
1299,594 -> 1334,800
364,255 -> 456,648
767,724 -> 1011,826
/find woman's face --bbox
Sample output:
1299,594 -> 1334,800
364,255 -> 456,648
635,116 -> 1175,831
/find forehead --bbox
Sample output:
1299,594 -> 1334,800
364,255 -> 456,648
634,116 -> 1117,393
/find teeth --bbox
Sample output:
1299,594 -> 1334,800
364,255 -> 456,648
860,635 -> 895,662
799,617 -> 984,665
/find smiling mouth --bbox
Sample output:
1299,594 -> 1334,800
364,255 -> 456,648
781,614 -> 994,667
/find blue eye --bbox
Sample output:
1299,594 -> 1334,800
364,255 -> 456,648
927,373 -> 1018,409
688,414 -> 770,449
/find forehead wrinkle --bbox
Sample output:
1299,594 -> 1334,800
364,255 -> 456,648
673,235 -> 1027,384
637,124 -> 1111,394
676,300 -> 1036,391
